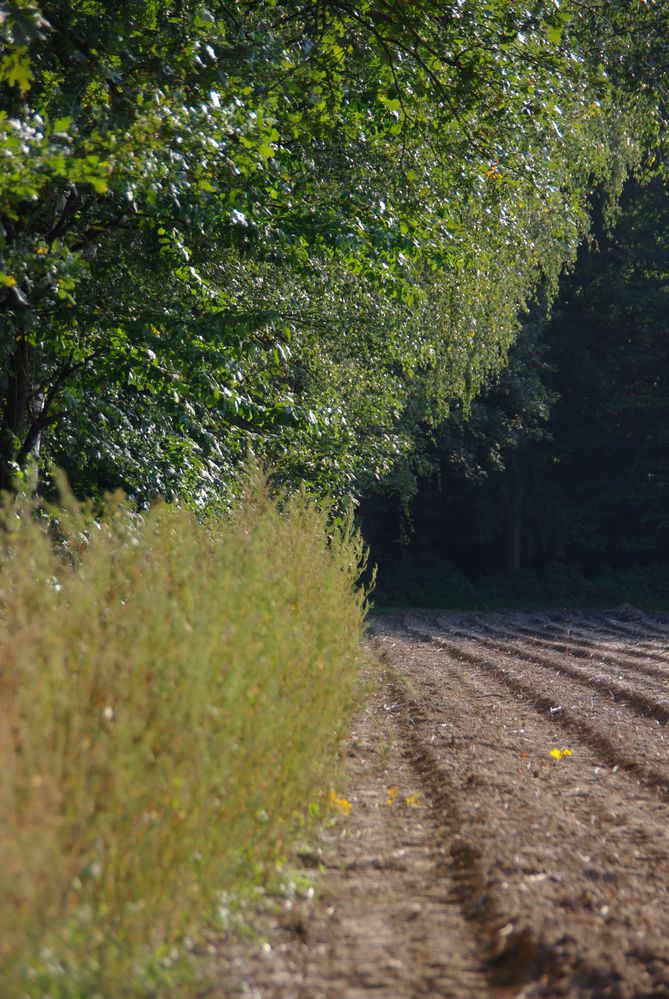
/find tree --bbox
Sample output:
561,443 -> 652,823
366,174 -> 669,586
541,176 -> 669,568
1,1 -> 666,505
359,311 -> 557,576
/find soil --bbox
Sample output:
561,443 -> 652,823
204,609 -> 669,999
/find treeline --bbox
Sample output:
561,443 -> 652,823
367,177 -> 669,607
1,1 -> 668,508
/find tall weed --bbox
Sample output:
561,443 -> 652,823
0,475 -> 367,996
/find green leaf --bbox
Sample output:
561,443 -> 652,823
88,176 -> 109,194
53,116 -> 72,134
0,47 -> 33,92
2,4 -> 46,46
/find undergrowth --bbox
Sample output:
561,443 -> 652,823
0,473 -> 367,997
373,553 -> 669,611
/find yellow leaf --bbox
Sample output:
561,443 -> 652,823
329,790 -> 352,815
404,792 -> 425,808
385,784 -> 398,806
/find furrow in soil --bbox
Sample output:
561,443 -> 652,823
206,611 -> 669,999
207,662 -> 494,999
375,613 -> 669,998
466,615 -> 669,675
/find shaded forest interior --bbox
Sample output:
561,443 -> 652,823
363,177 -> 669,608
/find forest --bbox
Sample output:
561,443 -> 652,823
2,0 -> 667,525
2,1 -> 669,995
366,175 -> 669,607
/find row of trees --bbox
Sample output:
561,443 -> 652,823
364,175 -> 669,586
1,1 -> 667,508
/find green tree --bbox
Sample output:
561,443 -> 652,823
541,176 -> 669,567
359,311 -> 556,576
367,175 -> 669,589
0,0 -> 665,504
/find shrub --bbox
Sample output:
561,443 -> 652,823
0,474 -> 367,996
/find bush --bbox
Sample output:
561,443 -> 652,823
0,474 -> 367,996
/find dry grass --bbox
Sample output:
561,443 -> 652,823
0,473 -> 367,996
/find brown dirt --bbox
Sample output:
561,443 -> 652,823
204,610 -> 669,998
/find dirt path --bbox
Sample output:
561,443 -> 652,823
209,610 -> 669,999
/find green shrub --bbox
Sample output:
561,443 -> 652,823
0,474 -> 367,996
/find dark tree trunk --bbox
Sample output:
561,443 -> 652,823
0,337 -> 31,492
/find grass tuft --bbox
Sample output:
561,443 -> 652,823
0,472 -> 367,996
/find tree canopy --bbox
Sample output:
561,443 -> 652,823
1,0 -> 667,506
363,175 -> 669,603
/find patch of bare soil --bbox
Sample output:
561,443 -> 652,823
204,610 -> 669,998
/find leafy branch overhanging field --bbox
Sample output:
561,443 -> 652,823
1,1 -> 668,507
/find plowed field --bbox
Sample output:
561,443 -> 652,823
212,610 -> 669,999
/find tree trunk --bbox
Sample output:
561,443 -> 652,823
0,337 -> 32,492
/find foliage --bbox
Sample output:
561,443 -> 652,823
0,1 -> 666,505
367,174 -> 669,599
373,554 -> 669,612
0,472 -> 366,997
359,311 -> 557,564
539,176 -> 669,566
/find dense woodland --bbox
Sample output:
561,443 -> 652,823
2,0 -> 669,599
365,176 -> 669,604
